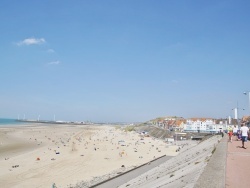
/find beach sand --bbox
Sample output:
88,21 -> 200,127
0,124 -> 178,188
118,135 -> 222,188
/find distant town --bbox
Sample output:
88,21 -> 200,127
16,114 -> 250,134
146,115 -> 250,133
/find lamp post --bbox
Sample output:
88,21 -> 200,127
243,91 -> 250,115
175,133 -> 177,145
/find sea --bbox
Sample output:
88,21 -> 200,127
0,118 -> 25,127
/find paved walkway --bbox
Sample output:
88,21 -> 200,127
226,135 -> 250,188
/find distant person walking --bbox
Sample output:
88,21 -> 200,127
240,123 -> 249,149
233,125 -> 238,137
228,130 -> 233,143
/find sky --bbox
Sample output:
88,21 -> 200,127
0,0 -> 250,122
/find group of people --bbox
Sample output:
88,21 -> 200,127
228,123 -> 249,149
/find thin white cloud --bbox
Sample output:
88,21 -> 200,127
17,37 -> 46,46
47,61 -> 61,65
47,49 -> 55,53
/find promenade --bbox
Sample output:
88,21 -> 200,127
195,134 -> 250,188
226,135 -> 250,188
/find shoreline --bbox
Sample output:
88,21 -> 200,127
16,119 -> 91,125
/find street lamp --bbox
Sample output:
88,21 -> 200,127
243,91 -> 250,115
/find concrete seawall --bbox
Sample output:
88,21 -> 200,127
194,135 -> 227,188
90,155 -> 172,188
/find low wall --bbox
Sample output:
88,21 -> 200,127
194,135 -> 227,188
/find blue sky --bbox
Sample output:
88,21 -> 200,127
0,0 -> 250,122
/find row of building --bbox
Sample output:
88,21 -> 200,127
149,116 -> 250,133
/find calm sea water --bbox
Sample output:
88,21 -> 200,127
0,118 -> 25,126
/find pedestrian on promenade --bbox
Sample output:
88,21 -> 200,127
228,130 -> 233,143
219,130 -> 224,137
240,123 -> 249,149
236,129 -> 241,141
233,125 -> 238,136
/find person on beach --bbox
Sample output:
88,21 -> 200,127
228,130 -> 233,143
240,123 -> 249,149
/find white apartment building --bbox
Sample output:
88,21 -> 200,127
183,118 -> 228,133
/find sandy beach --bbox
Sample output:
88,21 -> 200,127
0,124 -> 179,188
